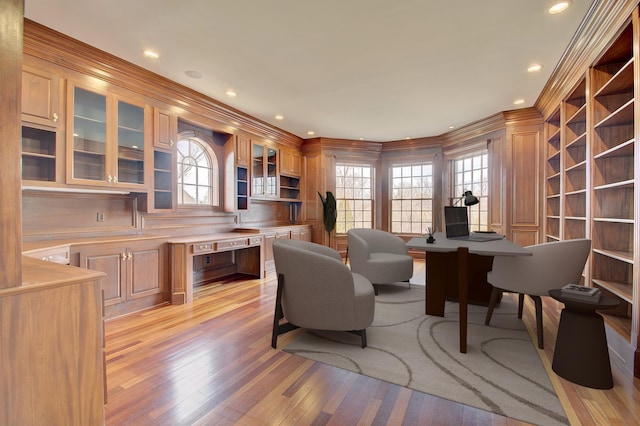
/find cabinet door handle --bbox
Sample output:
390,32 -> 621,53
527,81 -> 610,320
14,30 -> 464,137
121,252 -> 127,261
52,112 -> 59,123
127,252 -> 132,261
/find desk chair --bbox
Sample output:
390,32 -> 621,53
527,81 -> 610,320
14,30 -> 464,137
484,239 -> 591,349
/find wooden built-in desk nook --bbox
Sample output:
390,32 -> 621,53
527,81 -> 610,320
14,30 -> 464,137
168,232 -> 263,304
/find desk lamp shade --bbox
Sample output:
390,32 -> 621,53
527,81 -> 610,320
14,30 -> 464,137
462,190 -> 479,206
454,190 -> 480,206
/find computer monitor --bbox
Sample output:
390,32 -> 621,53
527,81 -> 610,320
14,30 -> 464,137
444,206 -> 469,238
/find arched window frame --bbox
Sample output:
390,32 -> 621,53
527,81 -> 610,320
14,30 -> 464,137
176,130 -> 223,210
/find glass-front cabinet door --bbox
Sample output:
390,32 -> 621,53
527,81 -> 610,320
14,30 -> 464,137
252,144 -> 265,196
251,143 -> 278,197
68,84 -> 149,189
71,87 -> 108,182
116,100 -> 145,185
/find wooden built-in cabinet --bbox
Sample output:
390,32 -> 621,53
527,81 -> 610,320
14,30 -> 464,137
236,134 -> 251,167
21,64 -> 65,185
153,107 -> 176,150
544,17 -> 638,371
236,135 -> 250,210
280,149 -> 301,176
563,79 -> 588,242
76,238 -> 168,318
279,149 -> 302,201
545,107 -> 562,241
151,107 -> 177,211
1,258 -> 106,425
252,142 -> 278,197
67,83 -> 152,190
589,22 -> 636,342
21,64 -> 62,128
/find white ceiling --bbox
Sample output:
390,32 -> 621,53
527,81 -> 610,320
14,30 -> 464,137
24,0 -> 594,142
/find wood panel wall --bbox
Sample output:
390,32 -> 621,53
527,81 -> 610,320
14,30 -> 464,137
0,0 -> 23,288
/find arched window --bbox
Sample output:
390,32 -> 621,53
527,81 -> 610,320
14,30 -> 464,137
176,137 -> 219,206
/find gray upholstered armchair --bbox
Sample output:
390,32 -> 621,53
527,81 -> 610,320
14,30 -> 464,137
347,228 -> 414,295
271,239 -> 375,348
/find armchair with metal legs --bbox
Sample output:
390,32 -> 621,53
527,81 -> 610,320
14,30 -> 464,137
484,239 -> 591,349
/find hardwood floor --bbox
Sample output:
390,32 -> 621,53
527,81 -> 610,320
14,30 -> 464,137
104,262 -> 640,425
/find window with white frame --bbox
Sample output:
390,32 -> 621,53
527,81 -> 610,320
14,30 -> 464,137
176,137 -> 219,206
452,151 -> 489,231
390,163 -> 434,234
335,163 -> 374,233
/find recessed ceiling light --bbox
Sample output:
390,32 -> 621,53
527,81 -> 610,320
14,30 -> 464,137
275,114 -> 284,120
405,137 -> 411,140
185,70 -> 202,79
547,0 -> 572,14
513,99 -> 526,105
359,137 -> 364,140
527,64 -> 543,72
449,125 -> 455,129
142,49 -> 159,59
225,89 -> 237,97
307,131 -> 315,136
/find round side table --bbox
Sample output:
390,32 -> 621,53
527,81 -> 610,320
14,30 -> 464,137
549,289 -> 620,389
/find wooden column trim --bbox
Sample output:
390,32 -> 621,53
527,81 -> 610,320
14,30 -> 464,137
0,0 -> 23,288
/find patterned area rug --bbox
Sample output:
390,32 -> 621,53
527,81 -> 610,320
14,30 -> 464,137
283,283 -> 568,425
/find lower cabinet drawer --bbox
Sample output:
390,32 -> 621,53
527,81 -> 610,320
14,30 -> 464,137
193,242 -> 214,254
216,238 -> 248,251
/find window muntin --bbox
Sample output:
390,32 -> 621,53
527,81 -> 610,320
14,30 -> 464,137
390,163 -> 434,234
177,138 -> 218,206
452,152 -> 489,231
335,164 -> 374,233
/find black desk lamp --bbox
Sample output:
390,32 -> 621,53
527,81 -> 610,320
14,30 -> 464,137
454,190 -> 480,206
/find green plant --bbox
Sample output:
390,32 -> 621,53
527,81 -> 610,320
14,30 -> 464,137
318,191 -> 337,242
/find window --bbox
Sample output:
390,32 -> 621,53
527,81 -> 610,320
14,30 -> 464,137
335,164 -> 374,233
176,137 -> 219,206
452,152 -> 489,231
390,163 -> 434,234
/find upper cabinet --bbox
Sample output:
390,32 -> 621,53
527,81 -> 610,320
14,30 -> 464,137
252,143 -> 278,197
66,84 -> 151,190
235,135 -> 251,210
280,149 -> 301,177
236,135 -> 250,168
21,65 -> 65,185
22,65 -> 62,128
150,107 -> 177,211
153,107 -> 177,151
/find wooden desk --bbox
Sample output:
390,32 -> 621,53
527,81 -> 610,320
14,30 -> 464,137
168,232 -> 263,304
407,233 -> 531,353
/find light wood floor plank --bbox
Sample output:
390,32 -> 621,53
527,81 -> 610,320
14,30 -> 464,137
104,261 -> 640,425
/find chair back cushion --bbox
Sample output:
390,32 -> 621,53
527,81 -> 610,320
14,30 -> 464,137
488,239 -> 591,296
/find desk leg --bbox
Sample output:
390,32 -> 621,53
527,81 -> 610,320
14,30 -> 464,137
458,247 -> 469,353
425,251 -> 448,317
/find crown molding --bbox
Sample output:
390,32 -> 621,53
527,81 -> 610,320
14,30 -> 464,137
23,19 -> 303,147
535,0 -> 637,119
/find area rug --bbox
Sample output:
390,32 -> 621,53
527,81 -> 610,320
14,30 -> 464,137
283,283 -> 568,426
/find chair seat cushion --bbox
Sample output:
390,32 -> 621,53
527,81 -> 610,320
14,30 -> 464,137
364,253 -> 413,284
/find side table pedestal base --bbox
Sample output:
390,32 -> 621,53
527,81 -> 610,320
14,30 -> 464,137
552,309 -> 613,389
